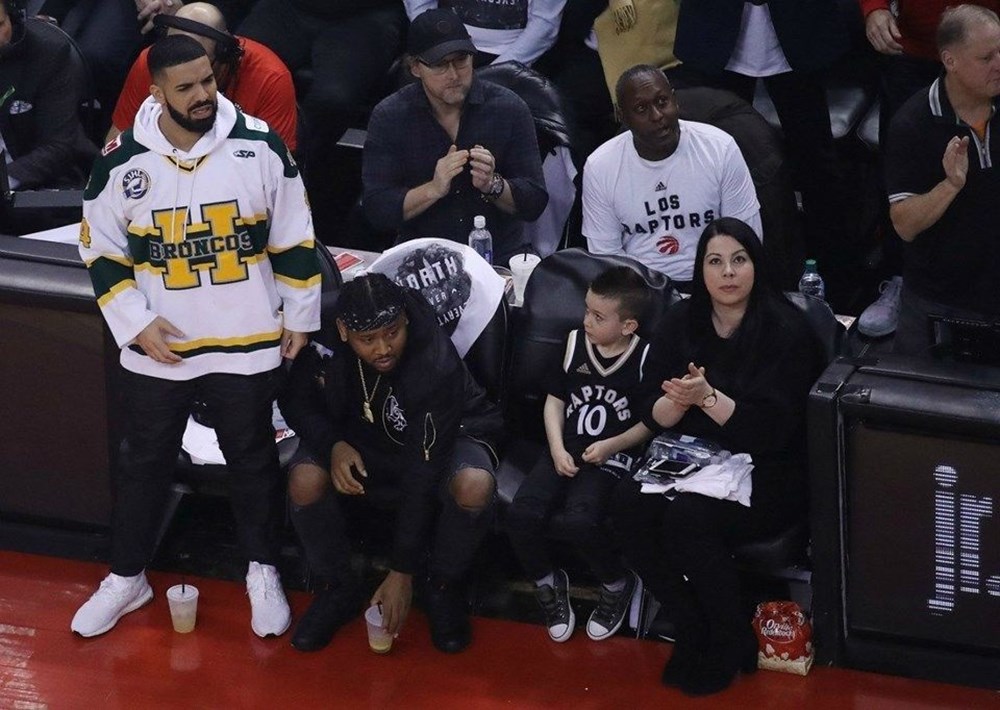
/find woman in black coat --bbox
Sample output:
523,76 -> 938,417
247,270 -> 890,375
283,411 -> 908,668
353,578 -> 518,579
612,217 -> 824,695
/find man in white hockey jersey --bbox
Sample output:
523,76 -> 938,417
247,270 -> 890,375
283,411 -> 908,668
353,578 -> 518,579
583,65 -> 762,292
73,35 -> 321,639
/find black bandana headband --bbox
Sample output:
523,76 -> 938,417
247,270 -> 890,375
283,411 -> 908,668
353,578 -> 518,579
336,273 -> 406,332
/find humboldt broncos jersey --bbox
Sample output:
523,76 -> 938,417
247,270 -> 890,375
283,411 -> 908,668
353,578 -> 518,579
79,94 -> 320,380
555,329 -> 650,472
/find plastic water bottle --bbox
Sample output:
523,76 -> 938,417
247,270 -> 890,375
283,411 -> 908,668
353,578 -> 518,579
468,215 -> 493,265
798,259 -> 826,301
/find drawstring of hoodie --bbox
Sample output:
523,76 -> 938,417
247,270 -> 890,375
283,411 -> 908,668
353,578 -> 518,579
170,148 -> 200,244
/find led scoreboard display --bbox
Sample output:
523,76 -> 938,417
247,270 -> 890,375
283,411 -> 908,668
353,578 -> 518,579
846,425 -> 1000,650
809,356 -> 1000,689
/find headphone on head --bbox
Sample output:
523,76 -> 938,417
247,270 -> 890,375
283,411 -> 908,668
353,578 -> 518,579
152,13 -> 243,66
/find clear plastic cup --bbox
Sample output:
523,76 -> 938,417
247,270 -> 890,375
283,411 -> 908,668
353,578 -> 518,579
365,605 -> 393,654
509,253 -> 541,306
166,584 -> 199,633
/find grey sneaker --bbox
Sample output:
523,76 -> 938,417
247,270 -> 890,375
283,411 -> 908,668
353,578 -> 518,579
587,571 -> 638,641
535,569 -> 575,642
858,276 -> 903,338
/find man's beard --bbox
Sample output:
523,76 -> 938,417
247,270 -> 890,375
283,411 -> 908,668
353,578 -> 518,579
166,98 -> 217,134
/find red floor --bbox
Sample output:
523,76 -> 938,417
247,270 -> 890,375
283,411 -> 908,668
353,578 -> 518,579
1,550 -> 997,709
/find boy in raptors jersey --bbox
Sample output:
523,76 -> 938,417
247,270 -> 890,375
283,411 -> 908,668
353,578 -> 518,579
506,266 -> 654,642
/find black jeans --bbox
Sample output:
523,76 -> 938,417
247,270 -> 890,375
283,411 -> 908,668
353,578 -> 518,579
111,368 -> 283,576
506,457 -> 625,584
291,438 -> 496,585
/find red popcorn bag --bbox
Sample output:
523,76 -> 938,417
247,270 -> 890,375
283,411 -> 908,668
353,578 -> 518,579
752,601 -> 814,675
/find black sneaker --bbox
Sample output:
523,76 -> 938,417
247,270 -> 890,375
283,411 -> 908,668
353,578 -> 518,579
535,569 -> 575,642
586,571 -> 637,641
290,580 -> 360,652
424,578 -> 471,654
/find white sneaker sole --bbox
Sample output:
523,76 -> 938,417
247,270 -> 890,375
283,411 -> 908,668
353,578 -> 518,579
72,584 -> 154,638
547,604 -> 575,643
252,612 -> 291,638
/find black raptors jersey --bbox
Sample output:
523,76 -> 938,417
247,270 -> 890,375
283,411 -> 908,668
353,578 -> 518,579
553,329 -> 650,468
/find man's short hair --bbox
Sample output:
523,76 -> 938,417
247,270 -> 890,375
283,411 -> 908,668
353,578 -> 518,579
148,34 -> 209,81
589,266 -> 652,322
614,64 -> 669,108
938,4 -> 1000,53
336,273 -> 407,332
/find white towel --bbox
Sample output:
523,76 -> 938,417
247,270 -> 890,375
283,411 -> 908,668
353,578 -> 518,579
639,453 -> 754,507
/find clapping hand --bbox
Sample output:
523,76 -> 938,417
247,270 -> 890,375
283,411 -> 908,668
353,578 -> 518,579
661,362 -> 711,408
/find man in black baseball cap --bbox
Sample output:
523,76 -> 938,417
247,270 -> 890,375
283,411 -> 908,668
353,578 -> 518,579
408,7 -> 477,65
362,8 -> 548,266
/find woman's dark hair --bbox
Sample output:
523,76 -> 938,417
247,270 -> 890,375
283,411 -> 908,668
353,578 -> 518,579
685,217 -> 789,380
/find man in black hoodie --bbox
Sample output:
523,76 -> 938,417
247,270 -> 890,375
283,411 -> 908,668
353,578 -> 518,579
278,273 -> 503,654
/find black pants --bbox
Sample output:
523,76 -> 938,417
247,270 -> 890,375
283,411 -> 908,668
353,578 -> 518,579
111,368 -> 283,576
506,457 -> 625,584
291,438 -> 496,585
611,477 -> 792,651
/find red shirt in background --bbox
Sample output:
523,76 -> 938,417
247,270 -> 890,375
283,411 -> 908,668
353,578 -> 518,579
112,36 -> 298,152
859,0 -> 1000,61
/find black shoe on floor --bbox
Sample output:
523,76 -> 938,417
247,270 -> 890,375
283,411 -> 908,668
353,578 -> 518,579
290,580 -> 360,652
424,578 -> 471,654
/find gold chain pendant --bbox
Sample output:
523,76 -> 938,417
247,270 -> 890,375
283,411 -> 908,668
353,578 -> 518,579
362,401 -> 374,423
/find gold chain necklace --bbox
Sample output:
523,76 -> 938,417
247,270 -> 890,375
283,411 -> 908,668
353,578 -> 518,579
357,359 -> 382,423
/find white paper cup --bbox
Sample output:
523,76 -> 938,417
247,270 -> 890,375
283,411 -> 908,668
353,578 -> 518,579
166,584 -> 199,633
365,605 -> 394,654
509,253 -> 541,306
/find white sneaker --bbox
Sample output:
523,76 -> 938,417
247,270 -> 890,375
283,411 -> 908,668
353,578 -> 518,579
71,571 -> 153,637
246,561 -> 291,638
858,276 -> 903,338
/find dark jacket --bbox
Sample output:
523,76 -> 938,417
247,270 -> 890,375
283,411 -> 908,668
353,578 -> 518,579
279,288 -> 503,573
674,0 -> 850,76
0,18 -> 96,189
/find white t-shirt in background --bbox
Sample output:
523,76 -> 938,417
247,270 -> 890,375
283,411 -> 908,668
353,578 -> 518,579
582,120 -> 762,282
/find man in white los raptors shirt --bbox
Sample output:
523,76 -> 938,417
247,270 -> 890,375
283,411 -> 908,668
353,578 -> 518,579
582,64 -> 762,290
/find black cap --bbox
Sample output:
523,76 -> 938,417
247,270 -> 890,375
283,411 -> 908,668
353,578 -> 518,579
408,8 -> 476,65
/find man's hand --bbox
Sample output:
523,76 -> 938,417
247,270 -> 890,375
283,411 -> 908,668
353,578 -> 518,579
551,447 -> 579,477
865,9 -> 904,55
943,136 -> 970,191
430,144 -> 469,199
330,441 -> 366,495
469,144 -> 497,193
370,571 -> 412,635
134,316 -> 184,364
136,0 -> 179,34
662,362 -> 711,408
581,439 -> 616,466
281,329 -> 308,359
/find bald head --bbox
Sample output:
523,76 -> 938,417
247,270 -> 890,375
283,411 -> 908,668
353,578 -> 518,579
175,2 -> 227,32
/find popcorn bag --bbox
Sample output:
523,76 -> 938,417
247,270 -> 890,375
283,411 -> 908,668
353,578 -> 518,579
752,601 -> 814,675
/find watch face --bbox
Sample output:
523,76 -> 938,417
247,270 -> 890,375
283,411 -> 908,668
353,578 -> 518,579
703,393 -> 717,408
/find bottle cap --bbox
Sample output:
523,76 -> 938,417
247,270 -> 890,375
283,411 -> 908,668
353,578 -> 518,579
805,259 -> 817,272
473,215 -> 486,229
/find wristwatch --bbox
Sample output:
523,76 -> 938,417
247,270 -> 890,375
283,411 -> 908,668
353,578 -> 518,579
482,172 -> 504,201
701,388 -> 718,409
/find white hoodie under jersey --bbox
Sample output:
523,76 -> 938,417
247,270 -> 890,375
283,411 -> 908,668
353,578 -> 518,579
79,93 -> 321,380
